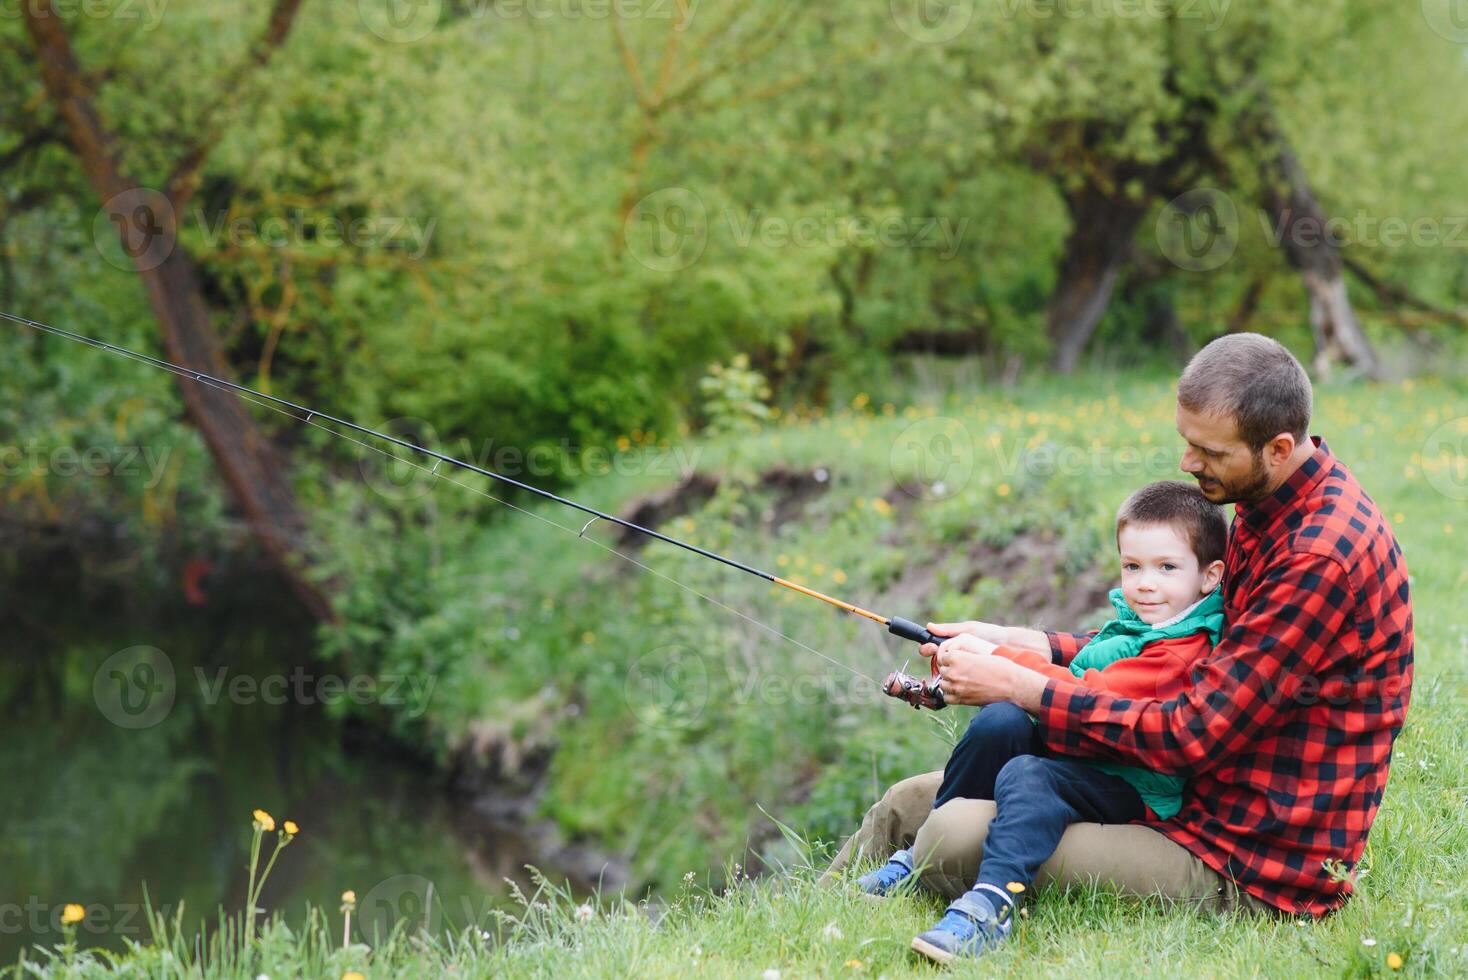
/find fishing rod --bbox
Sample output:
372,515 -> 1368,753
3,310 -> 949,709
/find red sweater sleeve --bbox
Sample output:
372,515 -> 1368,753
994,633 -> 1211,700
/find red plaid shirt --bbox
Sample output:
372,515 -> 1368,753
1037,438 -> 1413,916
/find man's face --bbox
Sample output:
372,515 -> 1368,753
1175,404 -> 1272,505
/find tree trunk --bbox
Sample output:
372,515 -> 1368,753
23,0 -> 334,622
1047,185 -> 1147,373
1254,117 -> 1380,379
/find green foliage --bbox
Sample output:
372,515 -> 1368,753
697,355 -> 772,436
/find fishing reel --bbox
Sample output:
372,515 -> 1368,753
881,669 -> 946,710
880,616 -> 948,710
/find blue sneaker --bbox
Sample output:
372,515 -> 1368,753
855,848 -> 915,896
909,885 -> 1014,965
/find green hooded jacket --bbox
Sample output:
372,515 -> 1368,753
1065,587 -> 1224,820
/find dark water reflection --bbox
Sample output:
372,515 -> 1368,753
1,593 -> 577,963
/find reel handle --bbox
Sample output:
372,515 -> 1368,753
886,616 -> 943,648
887,616 -> 945,676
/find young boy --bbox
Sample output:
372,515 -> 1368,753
857,480 -> 1228,965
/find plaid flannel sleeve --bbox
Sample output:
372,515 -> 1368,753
1044,630 -> 1095,666
1036,551 -> 1353,776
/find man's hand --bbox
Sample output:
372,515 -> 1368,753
917,620 -> 1003,661
933,642 -> 1049,711
918,618 -> 1054,660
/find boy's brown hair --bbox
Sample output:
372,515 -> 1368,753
1116,480 -> 1228,567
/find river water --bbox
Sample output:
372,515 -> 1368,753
1,585 -> 584,964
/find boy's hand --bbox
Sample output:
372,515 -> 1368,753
936,633 -> 998,658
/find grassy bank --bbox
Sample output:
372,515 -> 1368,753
311,369 -> 1468,888
16,367 -> 1468,975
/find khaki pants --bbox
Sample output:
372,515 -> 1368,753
823,771 -> 1276,917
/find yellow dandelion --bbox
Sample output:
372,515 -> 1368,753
60,904 -> 85,926
252,809 -> 276,832
871,497 -> 892,516
1386,952 -> 1403,970
343,973 -> 366,980
996,483 -> 1011,498
832,570 -> 847,584
1393,513 -> 1405,525
581,631 -> 595,644
777,554 -> 790,567
283,820 -> 299,836
1445,525 -> 1454,535
1006,881 -> 1026,894
843,960 -> 864,971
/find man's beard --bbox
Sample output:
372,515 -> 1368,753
1198,451 -> 1273,505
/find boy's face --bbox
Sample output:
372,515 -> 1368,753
1117,523 -> 1224,625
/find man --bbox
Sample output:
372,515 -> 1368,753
825,334 -> 1413,955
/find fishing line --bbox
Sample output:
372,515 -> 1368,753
2,310 -> 955,686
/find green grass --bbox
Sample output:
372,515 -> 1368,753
17,367 -> 1468,976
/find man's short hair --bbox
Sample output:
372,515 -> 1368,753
1177,333 -> 1312,451
1116,480 -> 1228,567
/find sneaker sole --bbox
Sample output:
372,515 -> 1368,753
910,935 -> 956,966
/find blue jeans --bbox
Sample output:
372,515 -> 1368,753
932,702 -> 1146,894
